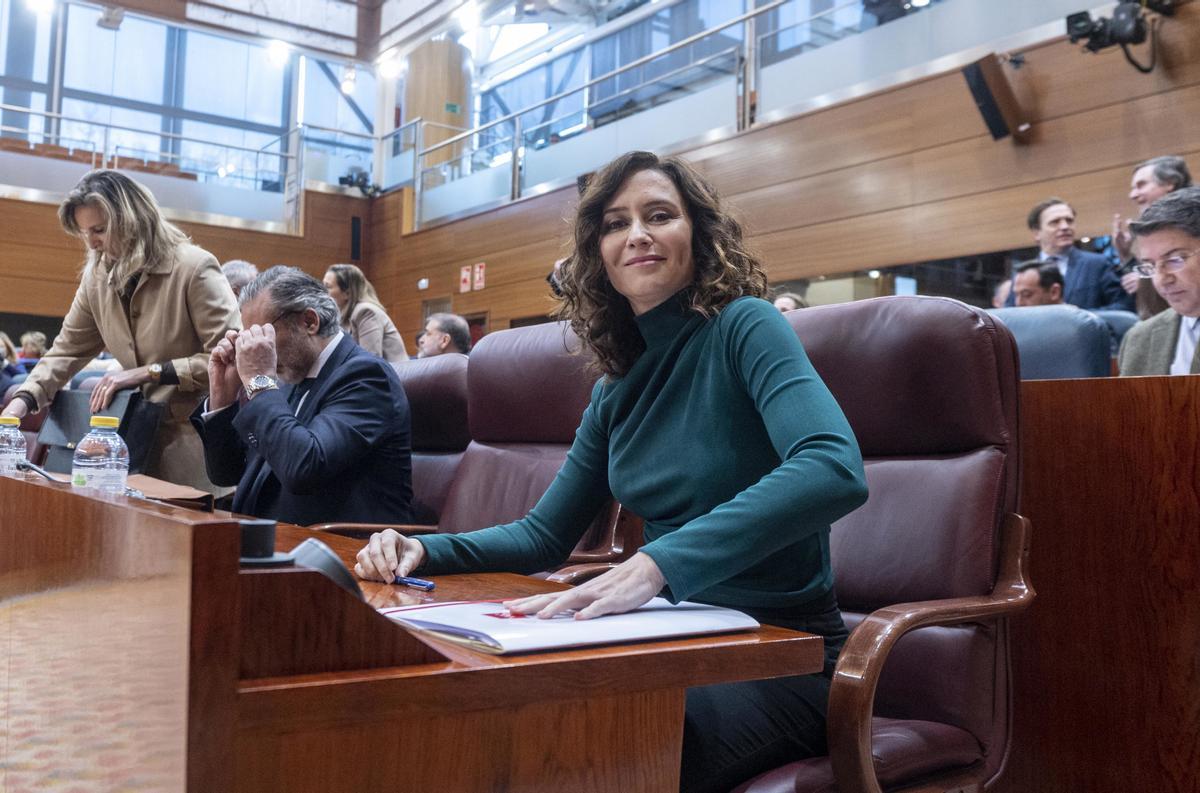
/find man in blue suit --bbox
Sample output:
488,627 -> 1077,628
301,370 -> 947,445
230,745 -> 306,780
1007,198 -> 1134,312
192,266 -> 413,526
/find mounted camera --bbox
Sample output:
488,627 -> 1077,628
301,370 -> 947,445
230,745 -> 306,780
1066,1 -> 1175,72
337,168 -> 380,198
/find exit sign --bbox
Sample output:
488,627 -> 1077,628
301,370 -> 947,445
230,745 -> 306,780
445,102 -> 460,114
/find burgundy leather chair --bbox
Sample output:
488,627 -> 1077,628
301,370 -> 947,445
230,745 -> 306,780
390,353 -> 471,526
734,296 -> 1034,793
315,321 -> 639,572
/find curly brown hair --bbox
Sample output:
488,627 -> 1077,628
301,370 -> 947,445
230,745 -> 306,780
555,151 -> 767,377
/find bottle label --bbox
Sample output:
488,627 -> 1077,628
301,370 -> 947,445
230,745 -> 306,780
72,467 -> 126,493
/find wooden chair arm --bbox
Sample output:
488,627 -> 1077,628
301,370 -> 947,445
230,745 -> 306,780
826,513 -> 1035,793
545,562 -> 617,585
307,522 -> 441,539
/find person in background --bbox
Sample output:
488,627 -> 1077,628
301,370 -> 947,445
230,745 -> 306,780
0,332 -> 22,395
417,313 -> 472,357
355,150 -> 868,793
1012,261 -> 1065,307
322,263 -> 408,363
1118,187 -> 1200,376
1110,156 -> 1191,318
772,291 -> 808,312
192,266 -> 413,525
992,278 -> 1013,309
0,169 -> 240,493
18,331 -> 46,372
221,259 -> 259,299
1006,198 -> 1132,311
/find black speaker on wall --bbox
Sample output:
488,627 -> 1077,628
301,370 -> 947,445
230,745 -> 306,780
961,54 -> 1032,144
350,216 -> 362,261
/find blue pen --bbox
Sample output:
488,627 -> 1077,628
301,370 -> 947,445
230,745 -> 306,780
395,575 -> 436,591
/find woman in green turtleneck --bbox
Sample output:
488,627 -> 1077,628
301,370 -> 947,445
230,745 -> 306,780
356,150 -> 868,792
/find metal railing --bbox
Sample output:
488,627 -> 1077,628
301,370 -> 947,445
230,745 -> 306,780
0,0 -> 938,231
409,0 -> 873,228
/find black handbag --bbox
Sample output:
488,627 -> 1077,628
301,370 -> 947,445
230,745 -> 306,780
37,389 -> 165,474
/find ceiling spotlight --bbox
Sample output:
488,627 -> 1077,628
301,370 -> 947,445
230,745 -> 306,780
267,39 -> 290,66
868,270 -> 882,279
340,66 -> 357,95
455,1 -> 480,32
377,50 -> 405,80
910,0 -> 930,6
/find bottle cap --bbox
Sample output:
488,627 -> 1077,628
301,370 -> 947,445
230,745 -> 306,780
0,416 -> 18,426
89,416 -> 120,429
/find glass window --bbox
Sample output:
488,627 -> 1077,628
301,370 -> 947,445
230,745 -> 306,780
302,57 -> 375,135
0,0 -> 53,85
182,30 -> 286,127
179,119 -> 281,188
63,4 -> 167,104
60,98 -> 161,160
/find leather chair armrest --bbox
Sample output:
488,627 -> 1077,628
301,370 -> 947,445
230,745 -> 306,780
545,562 -> 617,585
826,513 -> 1036,793
308,522 -> 441,540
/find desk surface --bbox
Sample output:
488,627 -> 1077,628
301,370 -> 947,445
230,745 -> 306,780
0,477 -> 825,793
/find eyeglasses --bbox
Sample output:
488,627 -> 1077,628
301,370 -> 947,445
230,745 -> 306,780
268,309 -> 299,327
1134,249 -> 1199,278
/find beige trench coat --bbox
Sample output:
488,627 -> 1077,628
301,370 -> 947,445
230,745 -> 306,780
345,301 -> 408,363
19,243 -> 240,492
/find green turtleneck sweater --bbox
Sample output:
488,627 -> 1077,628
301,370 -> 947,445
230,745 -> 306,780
418,294 -> 868,609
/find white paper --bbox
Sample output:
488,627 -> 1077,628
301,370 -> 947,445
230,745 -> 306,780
379,597 -> 760,655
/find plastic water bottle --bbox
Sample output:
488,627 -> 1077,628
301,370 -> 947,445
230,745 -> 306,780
71,416 -> 129,495
0,416 -> 26,477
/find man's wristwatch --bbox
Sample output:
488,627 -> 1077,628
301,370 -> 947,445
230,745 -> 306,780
147,362 -> 163,384
244,374 -> 279,398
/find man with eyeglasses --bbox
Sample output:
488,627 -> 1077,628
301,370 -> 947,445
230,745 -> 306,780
1118,187 -> 1200,376
191,266 -> 414,524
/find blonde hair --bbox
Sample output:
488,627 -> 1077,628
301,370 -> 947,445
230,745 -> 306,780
0,332 -> 16,365
326,263 -> 384,325
19,331 -> 46,357
59,170 -> 189,284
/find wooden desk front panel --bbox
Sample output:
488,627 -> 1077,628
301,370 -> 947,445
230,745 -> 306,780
0,477 -> 235,793
237,689 -> 683,793
998,375 -> 1200,793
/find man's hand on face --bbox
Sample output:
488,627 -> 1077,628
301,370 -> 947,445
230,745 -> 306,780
235,324 -> 278,389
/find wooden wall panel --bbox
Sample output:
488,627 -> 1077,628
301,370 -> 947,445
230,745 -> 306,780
365,3 -> 1200,332
0,189 -> 367,320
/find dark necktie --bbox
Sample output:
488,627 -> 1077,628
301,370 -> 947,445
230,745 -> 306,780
287,378 -> 316,413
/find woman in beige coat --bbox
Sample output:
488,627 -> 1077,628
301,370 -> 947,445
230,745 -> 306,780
322,263 -> 408,363
1,170 -> 239,493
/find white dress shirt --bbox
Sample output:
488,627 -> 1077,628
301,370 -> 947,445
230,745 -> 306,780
1169,315 -> 1200,376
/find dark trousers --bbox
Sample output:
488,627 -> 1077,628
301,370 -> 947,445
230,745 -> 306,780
679,590 -> 848,793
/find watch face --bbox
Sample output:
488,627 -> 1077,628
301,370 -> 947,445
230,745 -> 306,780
249,375 -> 276,392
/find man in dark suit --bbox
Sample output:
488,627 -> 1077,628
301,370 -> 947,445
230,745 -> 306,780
1007,198 -> 1134,312
1118,188 -> 1200,376
192,266 -> 413,525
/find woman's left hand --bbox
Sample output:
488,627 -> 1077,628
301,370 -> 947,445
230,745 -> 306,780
89,367 -> 152,413
505,552 -> 667,620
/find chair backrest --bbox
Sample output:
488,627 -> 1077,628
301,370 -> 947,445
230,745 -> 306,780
391,354 -> 471,525
436,321 -> 626,564
1091,308 -> 1140,354
990,305 -> 1110,379
786,296 -> 1020,784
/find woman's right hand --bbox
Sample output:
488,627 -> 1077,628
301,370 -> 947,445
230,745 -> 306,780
1,399 -> 27,420
355,529 -> 427,582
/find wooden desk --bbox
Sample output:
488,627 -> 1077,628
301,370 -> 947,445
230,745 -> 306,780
995,375 -> 1200,793
0,477 -> 823,792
